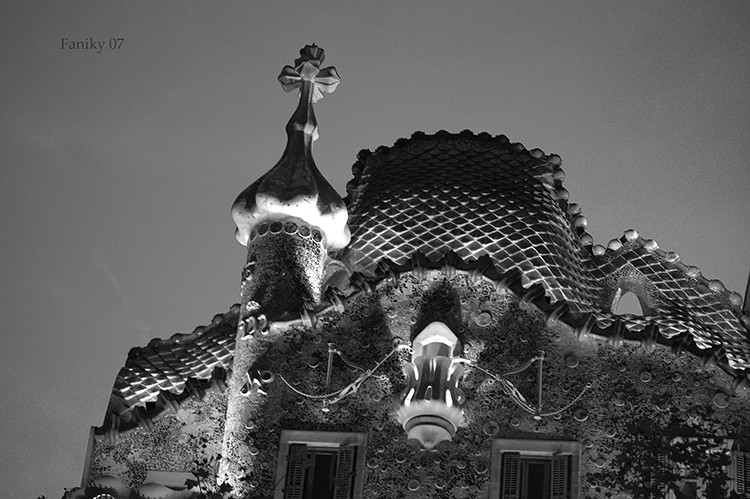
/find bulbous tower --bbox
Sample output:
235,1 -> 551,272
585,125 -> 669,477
220,45 -> 350,495
231,43 -> 349,318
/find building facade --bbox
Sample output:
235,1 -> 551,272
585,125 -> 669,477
68,46 -> 750,499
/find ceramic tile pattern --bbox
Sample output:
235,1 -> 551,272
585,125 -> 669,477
101,131 -> 750,436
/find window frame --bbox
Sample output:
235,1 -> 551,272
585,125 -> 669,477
489,438 -> 581,499
729,449 -> 748,495
274,430 -> 367,499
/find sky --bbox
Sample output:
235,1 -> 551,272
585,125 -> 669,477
0,1 -> 748,497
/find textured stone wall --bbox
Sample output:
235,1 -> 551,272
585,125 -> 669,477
229,271 -> 750,498
89,390 -> 226,490
89,270 -> 749,498
244,222 -> 327,319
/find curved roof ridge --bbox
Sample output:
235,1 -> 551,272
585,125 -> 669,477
130,304 -> 240,352
593,229 -> 746,307
101,306 -> 240,436
344,129 -> 599,247
346,129 -> 554,194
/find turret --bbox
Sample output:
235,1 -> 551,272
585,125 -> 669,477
220,45 -> 350,495
231,44 -> 349,318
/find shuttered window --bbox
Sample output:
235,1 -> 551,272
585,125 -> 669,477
499,453 -> 570,499
283,443 -> 358,499
501,452 -> 520,499
551,455 -> 569,499
734,450 -> 749,494
276,431 -> 366,499
333,445 -> 356,499
284,444 -> 308,499
649,453 -> 667,491
491,439 -> 579,499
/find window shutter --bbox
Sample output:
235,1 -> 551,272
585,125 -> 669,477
733,450 -> 749,494
655,453 -> 668,493
551,455 -> 569,499
501,452 -> 521,499
333,445 -> 356,499
284,444 -> 308,499
646,452 -> 667,493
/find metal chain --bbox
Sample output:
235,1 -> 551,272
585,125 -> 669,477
276,344 -> 410,404
468,358 -> 592,419
277,345 -> 589,420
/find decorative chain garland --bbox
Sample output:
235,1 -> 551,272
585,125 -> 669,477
464,354 -> 593,418
277,343 -> 412,408
276,344 -> 592,419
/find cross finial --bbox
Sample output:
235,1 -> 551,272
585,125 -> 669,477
278,44 -> 340,103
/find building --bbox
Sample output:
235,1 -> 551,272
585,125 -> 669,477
67,45 -> 750,499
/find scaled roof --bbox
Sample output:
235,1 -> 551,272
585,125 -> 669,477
100,130 -> 750,436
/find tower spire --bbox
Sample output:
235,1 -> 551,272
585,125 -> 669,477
232,44 -> 349,250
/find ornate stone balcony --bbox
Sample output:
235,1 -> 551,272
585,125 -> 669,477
398,321 -> 465,450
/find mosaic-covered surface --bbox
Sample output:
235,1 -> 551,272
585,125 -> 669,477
85,272 -> 750,498
99,131 -> 749,442
343,132 -> 750,375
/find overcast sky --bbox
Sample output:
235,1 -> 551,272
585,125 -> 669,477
1,1 -> 748,497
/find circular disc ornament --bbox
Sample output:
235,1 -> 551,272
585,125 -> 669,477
482,421 -> 500,436
475,311 -> 492,326
713,392 -> 730,408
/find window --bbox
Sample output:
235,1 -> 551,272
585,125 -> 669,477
731,450 -> 749,495
614,291 -> 644,316
274,430 -> 367,499
500,453 -> 569,499
610,281 -> 655,316
489,439 -> 580,499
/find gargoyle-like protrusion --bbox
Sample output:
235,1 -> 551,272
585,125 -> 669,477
398,321 -> 465,450
231,44 -> 350,250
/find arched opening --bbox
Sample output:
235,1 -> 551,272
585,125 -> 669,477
614,291 -> 644,316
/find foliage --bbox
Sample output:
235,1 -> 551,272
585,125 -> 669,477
588,404 -> 739,498
187,454 -> 237,499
